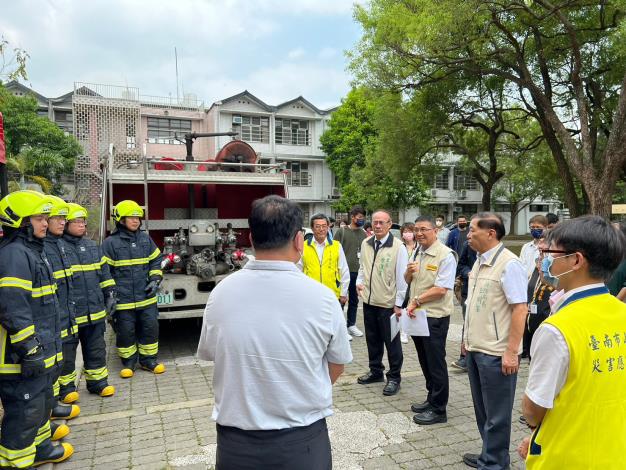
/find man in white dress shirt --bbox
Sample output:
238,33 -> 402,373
197,195 -> 352,470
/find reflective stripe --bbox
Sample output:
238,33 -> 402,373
57,351 -> 63,362
61,328 -> 68,338
117,344 -> 138,359
71,261 -> 104,273
75,315 -> 89,325
31,284 -> 57,298
99,279 -> 116,288
90,310 -> 107,322
84,366 -> 108,381
9,325 -> 34,344
148,248 -> 161,261
53,268 -> 73,280
70,324 -> 78,335
116,297 -> 157,311
34,421 -> 51,446
0,442 -> 36,468
44,354 -> 59,369
53,379 -> 60,397
149,269 -> 163,277
0,277 -> 33,291
59,370 -> 77,386
138,342 -> 158,356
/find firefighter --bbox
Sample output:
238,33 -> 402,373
42,195 -> 80,440
102,200 -> 165,378
62,203 -> 116,397
0,190 -> 73,467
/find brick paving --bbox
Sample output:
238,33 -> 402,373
55,306 -> 532,469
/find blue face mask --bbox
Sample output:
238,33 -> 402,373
530,228 -> 544,239
355,219 -> 365,228
541,253 -> 575,287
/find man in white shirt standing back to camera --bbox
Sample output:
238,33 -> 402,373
197,195 -> 352,470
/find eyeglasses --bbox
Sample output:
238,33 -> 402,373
372,221 -> 390,226
313,224 -> 328,229
414,228 -> 434,234
539,249 -> 572,255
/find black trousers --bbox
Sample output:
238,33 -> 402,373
116,304 -> 159,367
467,351 -> 517,470
345,272 -> 359,327
522,312 -> 549,360
363,303 -> 403,382
216,418 -> 331,470
412,316 -> 450,414
0,373 -> 54,468
60,322 -> 109,395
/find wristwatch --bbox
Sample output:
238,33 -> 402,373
413,296 -> 422,307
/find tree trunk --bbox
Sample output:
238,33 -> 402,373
585,180 -> 614,218
481,182 -> 492,211
509,201 -> 519,235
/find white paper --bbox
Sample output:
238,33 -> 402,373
390,313 -> 400,341
399,308 -> 430,337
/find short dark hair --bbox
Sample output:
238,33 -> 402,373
310,213 -> 329,228
249,196 -> 302,250
436,214 -> 445,220
546,213 -> 559,225
363,221 -> 372,230
414,215 -> 436,228
350,205 -> 366,217
400,222 -> 415,234
549,215 -> 625,280
457,214 -> 468,221
472,212 -> 506,240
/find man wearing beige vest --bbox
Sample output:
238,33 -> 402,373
405,216 -> 458,425
356,210 -> 408,396
462,213 -> 527,470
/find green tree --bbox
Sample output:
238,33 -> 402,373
0,35 -> 28,83
351,0 -> 626,217
0,84 -> 80,194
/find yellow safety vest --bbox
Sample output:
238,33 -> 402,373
302,239 -> 342,298
526,291 -> 626,470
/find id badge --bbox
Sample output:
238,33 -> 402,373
529,303 -> 538,314
357,251 -> 361,259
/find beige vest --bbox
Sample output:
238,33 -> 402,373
360,234 -> 402,308
464,243 -> 522,356
409,240 -> 456,318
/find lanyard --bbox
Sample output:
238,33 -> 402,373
555,286 -> 610,313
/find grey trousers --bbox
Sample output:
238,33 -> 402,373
466,351 -> 517,470
216,418 -> 331,470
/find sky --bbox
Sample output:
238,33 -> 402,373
1,0 -> 364,110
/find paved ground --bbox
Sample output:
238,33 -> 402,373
55,305 -> 532,470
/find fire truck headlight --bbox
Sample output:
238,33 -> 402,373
190,225 -> 198,233
207,225 -> 214,233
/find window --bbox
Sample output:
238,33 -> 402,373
285,161 -> 311,187
275,119 -> 310,146
453,170 -> 479,191
529,204 -> 549,212
232,115 -> 269,143
299,204 -> 310,224
432,168 -> 450,190
126,117 -> 136,150
147,117 -> 191,145
494,203 -> 511,212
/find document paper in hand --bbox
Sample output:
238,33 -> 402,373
399,309 -> 430,337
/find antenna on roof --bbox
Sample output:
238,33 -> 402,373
175,47 -> 180,103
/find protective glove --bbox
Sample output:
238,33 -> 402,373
145,279 -> 161,297
105,292 -> 117,316
21,347 -> 46,378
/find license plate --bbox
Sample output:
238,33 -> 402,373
157,293 -> 173,305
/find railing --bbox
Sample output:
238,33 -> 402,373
140,94 -> 205,111
74,82 -> 139,101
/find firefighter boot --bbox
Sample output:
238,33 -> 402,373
61,391 -> 80,404
50,421 -> 71,441
50,404 -> 81,420
141,359 -> 166,374
33,442 -> 74,466
120,358 -> 137,379
90,384 -> 115,397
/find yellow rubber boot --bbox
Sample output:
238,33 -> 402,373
141,362 -> 166,374
51,423 -> 70,441
99,385 -> 115,397
51,404 -> 80,421
33,443 -> 74,466
61,391 -> 80,404
120,368 -> 134,378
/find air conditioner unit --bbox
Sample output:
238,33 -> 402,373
430,189 -> 437,197
331,187 -> 341,198
458,190 -> 467,200
453,206 -> 463,212
232,115 -> 242,124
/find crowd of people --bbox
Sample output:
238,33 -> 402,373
0,190 -> 165,468
200,196 -> 626,470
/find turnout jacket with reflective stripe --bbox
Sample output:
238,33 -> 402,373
62,234 -> 115,327
44,234 -> 77,340
102,226 -> 163,311
0,232 -> 63,378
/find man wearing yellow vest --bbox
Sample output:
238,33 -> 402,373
404,215 -> 458,425
462,212 -> 528,470
519,216 -> 626,469
301,214 -> 350,340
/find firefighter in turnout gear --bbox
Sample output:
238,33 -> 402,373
0,190 -> 74,467
102,200 -> 165,378
62,203 -> 116,398
42,196 -> 79,440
